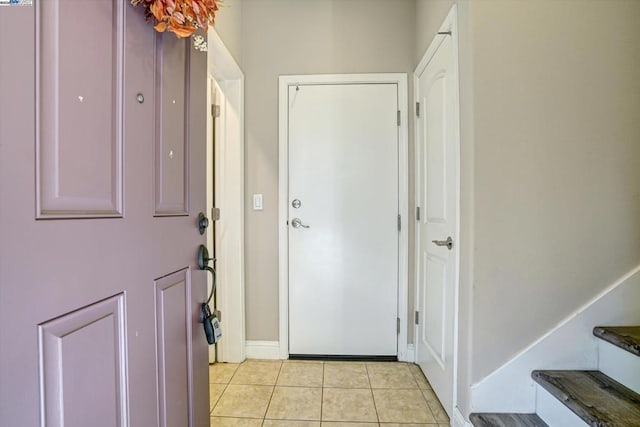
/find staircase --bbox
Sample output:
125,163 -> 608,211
470,326 -> 640,426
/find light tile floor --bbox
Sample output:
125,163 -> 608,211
210,360 -> 450,426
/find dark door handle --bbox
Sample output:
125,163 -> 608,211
197,244 -> 220,344
197,244 -> 215,273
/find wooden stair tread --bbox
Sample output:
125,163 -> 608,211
469,413 -> 548,427
594,326 -> 640,357
532,370 -> 640,426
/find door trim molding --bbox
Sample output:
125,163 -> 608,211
245,341 -> 282,360
413,4 -> 461,416
278,73 -> 409,360
207,29 -> 246,363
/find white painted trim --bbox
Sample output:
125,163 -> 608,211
206,75 -> 216,364
452,407 -> 472,427
470,264 -> 640,413
536,385 -> 588,426
278,73 -> 410,360
397,73 -> 410,363
598,338 -> 640,394
278,77 -> 289,359
278,78 -> 290,360
245,341 -> 282,360
406,344 -> 416,363
207,28 -> 246,363
413,5 -> 461,417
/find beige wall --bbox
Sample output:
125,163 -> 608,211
213,0 -> 243,66
241,0 -> 416,341
470,0 -> 640,382
415,0 -> 640,416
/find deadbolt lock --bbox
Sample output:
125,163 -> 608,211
198,212 -> 209,235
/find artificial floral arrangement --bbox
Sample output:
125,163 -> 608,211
131,0 -> 219,39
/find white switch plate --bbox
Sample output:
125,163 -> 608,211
253,194 -> 263,211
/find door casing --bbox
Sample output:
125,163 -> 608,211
278,73 -> 410,361
206,28 -> 246,363
413,4 -> 461,417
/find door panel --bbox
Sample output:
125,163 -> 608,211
287,82 -> 399,356
424,254 -> 446,363
416,33 -> 458,416
39,294 -> 126,427
154,34 -> 190,216
425,74 -> 447,223
37,0 -> 124,217
0,3 -> 208,426
155,269 -> 192,427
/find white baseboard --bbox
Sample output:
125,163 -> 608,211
452,407 -> 472,427
405,344 -> 415,363
470,265 -> 640,413
245,341 -> 282,360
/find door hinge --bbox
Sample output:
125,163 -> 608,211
211,207 -> 221,221
415,311 -> 419,325
416,206 -> 421,221
397,318 -> 401,334
211,104 -> 220,118
397,214 -> 401,232
397,110 -> 401,126
215,309 -> 222,322
416,102 -> 420,118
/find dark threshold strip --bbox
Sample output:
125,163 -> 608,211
288,354 -> 398,362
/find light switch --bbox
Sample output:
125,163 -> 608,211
253,194 -> 263,211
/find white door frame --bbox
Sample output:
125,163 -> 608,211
278,73 -> 410,360
207,29 -> 246,363
413,5 -> 461,417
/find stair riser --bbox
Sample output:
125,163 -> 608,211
598,339 -> 640,394
535,385 -> 587,427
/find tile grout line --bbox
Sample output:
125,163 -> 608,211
210,363 -> 239,416
226,362 -> 241,384
320,361 -> 326,423
413,365 -> 449,424
261,360 -> 284,424
416,381 -> 439,423
410,364 -> 444,424
365,363 -> 381,424
210,382 -> 228,415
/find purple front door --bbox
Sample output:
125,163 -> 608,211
0,2 -> 209,426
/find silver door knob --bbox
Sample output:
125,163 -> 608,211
432,236 -> 453,250
291,218 -> 310,229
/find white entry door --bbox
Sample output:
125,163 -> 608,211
285,79 -> 400,356
415,19 -> 460,416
